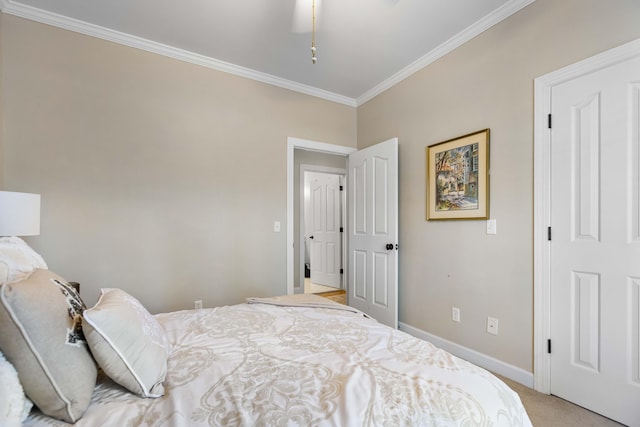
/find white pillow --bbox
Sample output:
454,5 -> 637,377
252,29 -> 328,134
82,288 -> 169,398
0,350 -> 33,427
0,236 -> 47,284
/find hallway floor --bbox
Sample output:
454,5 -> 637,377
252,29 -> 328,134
304,278 -> 346,304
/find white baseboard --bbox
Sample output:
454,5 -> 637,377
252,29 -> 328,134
399,322 -> 534,389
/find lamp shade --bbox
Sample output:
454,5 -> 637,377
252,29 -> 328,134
0,191 -> 41,236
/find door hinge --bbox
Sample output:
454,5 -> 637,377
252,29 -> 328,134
340,268 -> 344,275
547,339 -> 552,354
548,114 -> 552,129
340,227 -> 344,233
547,226 -> 552,241
339,185 -> 344,191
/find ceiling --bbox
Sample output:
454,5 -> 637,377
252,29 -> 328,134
1,0 -> 535,106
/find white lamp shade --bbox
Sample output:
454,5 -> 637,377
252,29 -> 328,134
0,191 -> 41,236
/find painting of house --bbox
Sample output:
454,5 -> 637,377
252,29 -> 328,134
435,142 -> 479,211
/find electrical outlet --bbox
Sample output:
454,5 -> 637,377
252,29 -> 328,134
274,221 -> 281,232
487,316 -> 499,335
452,307 -> 461,323
194,300 -> 203,310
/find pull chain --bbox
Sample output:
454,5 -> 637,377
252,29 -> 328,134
311,0 -> 317,64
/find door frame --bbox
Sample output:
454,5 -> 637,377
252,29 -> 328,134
533,38 -> 640,394
287,137 -> 356,295
299,166 -> 347,291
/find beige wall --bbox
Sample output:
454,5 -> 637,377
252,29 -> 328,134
3,0 -> 640,374
1,15 -> 356,313
357,0 -> 640,372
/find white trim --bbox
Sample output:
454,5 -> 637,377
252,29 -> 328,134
399,322 -> 534,388
0,0 -> 533,107
532,73 -> 552,394
533,38 -> 640,394
0,0 -> 356,107
356,0 -> 536,105
287,138 -> 356,295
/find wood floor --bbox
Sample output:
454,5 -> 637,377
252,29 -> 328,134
316,289 -> 347,304
304,278 -> 346,304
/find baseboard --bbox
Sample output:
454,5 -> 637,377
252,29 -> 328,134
399,322 -> 534,389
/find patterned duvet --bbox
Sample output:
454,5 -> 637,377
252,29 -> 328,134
26,296 -> 532,426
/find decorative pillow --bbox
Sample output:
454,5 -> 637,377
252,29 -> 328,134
82,288 -> 169,398
0,236 -> 48,284
0,350 -> 33,427
0,269 -> 97,423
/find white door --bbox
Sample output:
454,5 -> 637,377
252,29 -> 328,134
308,172 -> 342,288
348,138 -> 398,328
549,54 -> 640,426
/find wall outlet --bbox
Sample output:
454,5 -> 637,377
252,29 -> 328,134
487,316 -> 499,335
274,221 -> 281,232
452,307 -> 461,323
194,300 -> 203,310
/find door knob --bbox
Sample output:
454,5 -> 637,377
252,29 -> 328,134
309,236 -> 314,239
386,243 -> 394,250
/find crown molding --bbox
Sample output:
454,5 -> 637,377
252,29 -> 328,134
356,0 -> 536,106
1,0 -> 535,108
0,0 -> 357,107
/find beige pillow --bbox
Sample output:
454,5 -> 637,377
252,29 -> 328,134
0,269 -> 97,423
83,288 -> 169,398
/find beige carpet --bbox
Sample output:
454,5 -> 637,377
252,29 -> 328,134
498,376 -> 625,427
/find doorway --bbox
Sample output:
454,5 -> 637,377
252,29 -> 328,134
286,138 -> 354,296
287,136 -> 399,327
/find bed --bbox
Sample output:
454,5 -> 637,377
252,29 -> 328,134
0,265 -> 532,426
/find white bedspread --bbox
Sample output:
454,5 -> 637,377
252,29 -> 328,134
26,297 -> 532,426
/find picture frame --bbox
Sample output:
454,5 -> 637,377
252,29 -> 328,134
426,129 -> 490,220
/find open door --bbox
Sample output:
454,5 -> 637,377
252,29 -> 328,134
347,138 -> 398,328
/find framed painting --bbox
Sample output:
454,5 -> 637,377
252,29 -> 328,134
426,129 -> 490,220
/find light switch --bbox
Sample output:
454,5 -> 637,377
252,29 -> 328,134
274,221 -> 281,232
486,219 -> 497,235
452,307 -> 460,323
